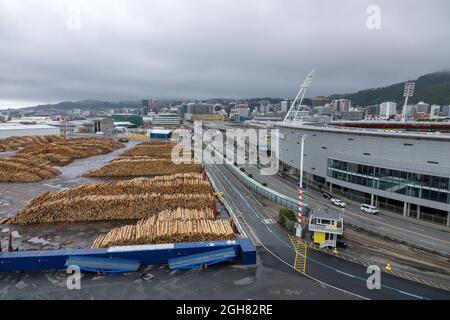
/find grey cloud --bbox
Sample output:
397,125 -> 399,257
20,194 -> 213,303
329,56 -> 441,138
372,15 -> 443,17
0,0 -> 449,108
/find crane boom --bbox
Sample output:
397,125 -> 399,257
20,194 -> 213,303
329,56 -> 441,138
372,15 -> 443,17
283,68 -> 315,123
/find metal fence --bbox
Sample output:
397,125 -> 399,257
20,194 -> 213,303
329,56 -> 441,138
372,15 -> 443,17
227,164 -> 305,213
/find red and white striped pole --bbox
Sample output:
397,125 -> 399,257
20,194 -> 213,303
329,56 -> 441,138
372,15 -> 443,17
296,134 -> 307,238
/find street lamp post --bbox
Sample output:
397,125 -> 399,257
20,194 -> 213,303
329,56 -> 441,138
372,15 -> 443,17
296,134 -> 307,238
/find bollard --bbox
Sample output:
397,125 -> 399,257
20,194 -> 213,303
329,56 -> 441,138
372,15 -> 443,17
8,228 -> 13,252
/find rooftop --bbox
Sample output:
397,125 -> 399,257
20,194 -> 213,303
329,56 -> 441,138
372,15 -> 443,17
311,208 -> 342,221
276,121 -> 450,141
0,123 -> 59,131
149,129 -> 172,134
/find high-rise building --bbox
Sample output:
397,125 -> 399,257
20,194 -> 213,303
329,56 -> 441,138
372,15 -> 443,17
331,99 -> 352,113
235,104 -> 250,118
281,100 -> 291,113
312,96 -> 331,107
141,99 -> 150,116
430,105 -> 441,117
379,102 -> 398,119
366,105 -> 380,118
259,100 -> 271,113
187,103 -> 214,114
440,105 -> 450,117
416,102 -> 430,114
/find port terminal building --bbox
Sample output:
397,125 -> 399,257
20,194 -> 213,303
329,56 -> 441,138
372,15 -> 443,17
276,122 -> 450,227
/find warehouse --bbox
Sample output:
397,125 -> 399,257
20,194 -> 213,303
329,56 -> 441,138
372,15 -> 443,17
275,122 -> 450,227
149,129 -> 172,140
111,114 -> 144,127
0,124 -> 60,139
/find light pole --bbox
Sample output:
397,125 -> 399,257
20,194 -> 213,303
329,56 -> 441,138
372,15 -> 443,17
401,82 -> 415,122
296,134 -> 307,238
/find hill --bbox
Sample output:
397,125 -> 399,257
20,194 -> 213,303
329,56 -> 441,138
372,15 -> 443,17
329,71 -> 450,106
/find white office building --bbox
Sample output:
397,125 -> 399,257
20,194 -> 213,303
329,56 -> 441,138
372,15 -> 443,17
379,102 -> 398,119
281,100 -> 291,113
430,105 -> 441,117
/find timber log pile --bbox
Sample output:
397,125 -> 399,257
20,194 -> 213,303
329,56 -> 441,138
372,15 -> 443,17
120,142 -> 176,157
136,208 -> 215,225
0,135 -> 66,152
9,193 -> 214,224
16,138 -> 124,166
0,155 -> 60,182
0,136 -> 124,182
86,158 -> 201,177
24,173 -> 211,206
85,139 -> 200,177
91,219 -> 234,248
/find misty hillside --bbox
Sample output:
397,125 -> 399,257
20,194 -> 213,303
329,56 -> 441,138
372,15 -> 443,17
330,71 -> 450,106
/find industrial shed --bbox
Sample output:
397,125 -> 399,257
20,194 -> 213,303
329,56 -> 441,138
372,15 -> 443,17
148,129 -> 172,140
0,124 -> 61,139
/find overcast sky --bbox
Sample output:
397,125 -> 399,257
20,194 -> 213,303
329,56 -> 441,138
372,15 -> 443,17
1,0 -> 449,109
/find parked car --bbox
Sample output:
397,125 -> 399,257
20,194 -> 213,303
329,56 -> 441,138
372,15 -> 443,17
322,192 -> 332,199
330,198 -> 346,208
360,204 -> 379,215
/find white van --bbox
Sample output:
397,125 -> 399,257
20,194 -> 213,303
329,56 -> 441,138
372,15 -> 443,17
360,204 -> 379,215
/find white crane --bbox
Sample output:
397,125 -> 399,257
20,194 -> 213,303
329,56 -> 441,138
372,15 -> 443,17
283,68 -> 315,123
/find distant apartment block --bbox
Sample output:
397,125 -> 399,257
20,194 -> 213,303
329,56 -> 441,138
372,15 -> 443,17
331,99 -> 352,113
379,102 -> 398,119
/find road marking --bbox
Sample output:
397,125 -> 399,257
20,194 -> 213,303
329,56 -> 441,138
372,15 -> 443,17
262,219 -> 277,225
205,151 -> 437,299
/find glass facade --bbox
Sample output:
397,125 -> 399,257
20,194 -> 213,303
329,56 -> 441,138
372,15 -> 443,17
327,159 -> 450,204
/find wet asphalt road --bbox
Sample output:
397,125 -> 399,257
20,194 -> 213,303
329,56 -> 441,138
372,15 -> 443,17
206,163 -> 450,300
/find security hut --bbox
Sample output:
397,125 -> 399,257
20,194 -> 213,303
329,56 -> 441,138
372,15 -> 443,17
308,208 -> 343,248
148,129 -> 172,140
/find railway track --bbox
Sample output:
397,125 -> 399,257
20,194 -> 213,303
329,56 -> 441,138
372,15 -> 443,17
344,228 -> 450,280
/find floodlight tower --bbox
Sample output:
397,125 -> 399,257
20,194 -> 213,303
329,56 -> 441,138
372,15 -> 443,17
283,68 -> 315,123
401,82 -> 415,122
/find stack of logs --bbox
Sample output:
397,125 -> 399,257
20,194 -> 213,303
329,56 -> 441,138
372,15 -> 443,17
0,135 -> 65,152
137,208 -> 215,225
0,155 -> 60,182
9,193 -> 214,224
120,142 -> 176,157
86,159 -> 202,177
16,138 -> 124,166
24,173 -> 211,206
85,140 -> 200,177
92,218 -> 234,248
0,136 -> 124,182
